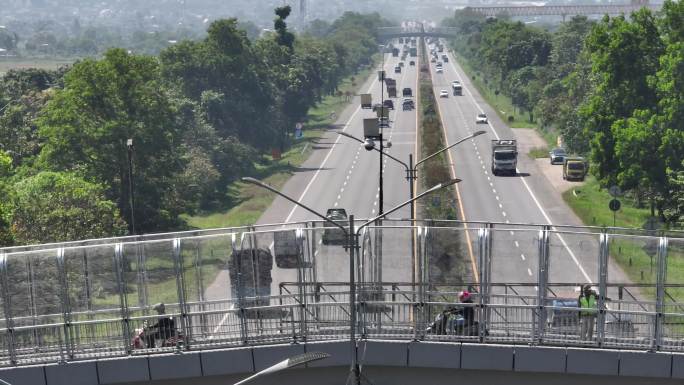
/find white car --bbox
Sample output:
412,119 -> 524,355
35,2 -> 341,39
476,113 -> 488,124
436,67 -> 443,73
439,90 -> 449,98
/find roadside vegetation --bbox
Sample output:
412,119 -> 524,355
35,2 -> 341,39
443,2 -> 684,228
417,38 -> 473,286
184,62 -> 377,228
0,9 -> 391,246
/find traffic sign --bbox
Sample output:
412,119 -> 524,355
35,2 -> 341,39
609,199 -> 621,212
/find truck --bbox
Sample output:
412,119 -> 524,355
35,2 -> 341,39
409,47 -> 417,57
385,78 -> 397,98
452,81 -> 462,96
491,140 -> 518,176
563,157 -> 588,181
361,93 -> 372,109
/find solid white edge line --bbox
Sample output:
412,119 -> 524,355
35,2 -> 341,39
445,46 -> 591,283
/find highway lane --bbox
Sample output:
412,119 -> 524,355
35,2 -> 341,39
431,41 -> 632,298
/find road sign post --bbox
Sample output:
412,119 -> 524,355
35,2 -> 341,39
609,198 -> 621,227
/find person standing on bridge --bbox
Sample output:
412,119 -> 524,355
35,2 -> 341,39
578,285 -> 598,341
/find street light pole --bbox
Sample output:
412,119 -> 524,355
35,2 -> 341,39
126,138 -> 135,235
232,352 -> 330,385
241,176 -> 460,385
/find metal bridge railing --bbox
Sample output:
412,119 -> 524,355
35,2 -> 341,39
0,220 -> 683,366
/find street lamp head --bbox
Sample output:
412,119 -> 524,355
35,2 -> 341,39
364,138 -> 375,151
473,130 -> 487,137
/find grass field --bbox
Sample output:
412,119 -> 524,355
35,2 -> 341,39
184,62 -> 377,229
0,57 -> 76,75
562,177 -> 653,229
563,176 -> 684,307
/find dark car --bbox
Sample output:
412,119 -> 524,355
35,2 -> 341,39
409,61 -> 415,66
549,147 -> 567,165
402,87 -> 412,97
402,98 -> 414,111
322,208 -> 348,245
394,66 -> 401,73
383,99 -> 394,110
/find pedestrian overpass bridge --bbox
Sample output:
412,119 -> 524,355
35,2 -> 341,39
0,219 -> 682,384
378,27 -> 459,39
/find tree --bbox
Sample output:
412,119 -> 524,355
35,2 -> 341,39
0,151 -> 13,246
274,6 -> 295,49
12,171 -> 127,244
38,48 -> 186,233
581,11 -> 664,187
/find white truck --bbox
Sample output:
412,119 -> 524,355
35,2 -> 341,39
361,93 -> 372,109
491,140 -> 518,176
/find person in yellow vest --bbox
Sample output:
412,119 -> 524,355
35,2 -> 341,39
578,284 -> 597,341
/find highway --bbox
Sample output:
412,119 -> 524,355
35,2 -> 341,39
204,42 -> 421,305
204,36 -> 635,309
429,41 -> 633,298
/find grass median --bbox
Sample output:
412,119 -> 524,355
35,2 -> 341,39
418,39 -> 473,286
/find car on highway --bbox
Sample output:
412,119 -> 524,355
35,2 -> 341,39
383,99 -> 394,110
402,87 -> 412,97
476,113 -> 488,124
322,208 -> 348,245
399,61 -> 405,67
379,117 -> 390,128
439,90 -> 449,98
402,98 -> 414,110
549,147 -> 567,165
394,65 -> 401,73
436,67 -> 443,73
431,57 -> 436,63
409,61 -> 415,66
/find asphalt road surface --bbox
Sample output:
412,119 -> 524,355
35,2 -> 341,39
430,41 -> 634,300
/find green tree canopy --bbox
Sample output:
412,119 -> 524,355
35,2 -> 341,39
12,171 -> 127,244
37,48 -> 186,233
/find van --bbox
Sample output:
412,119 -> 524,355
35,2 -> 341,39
563,157 -> 588,181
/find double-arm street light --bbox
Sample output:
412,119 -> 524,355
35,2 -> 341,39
339,129 -> 485,221
241,176 -> 461,385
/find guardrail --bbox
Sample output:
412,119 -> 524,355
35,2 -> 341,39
0,220 -> 683,366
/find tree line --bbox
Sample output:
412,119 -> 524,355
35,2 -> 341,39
443,1 -> 684,224
0,8 -> 389,246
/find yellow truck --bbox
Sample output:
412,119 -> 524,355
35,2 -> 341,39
563,157 -> 588,181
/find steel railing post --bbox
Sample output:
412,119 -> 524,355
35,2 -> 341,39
478,226 -> 489,342
235,233 -> 248,345
114,243 -> 132,355
536,227 -> 550,345
597,232 -> 609,347
56,247 -> 74,361
296,228 -> 307,342
0,252 -> 17,365
655,235 -> 668,350
172,238 -> 189,350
